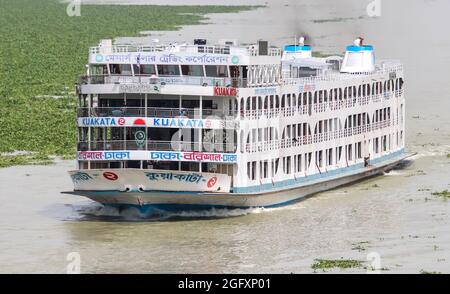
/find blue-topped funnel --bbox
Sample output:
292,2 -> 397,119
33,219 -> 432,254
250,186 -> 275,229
282,37 -> 312,60
340,38 -> 375,73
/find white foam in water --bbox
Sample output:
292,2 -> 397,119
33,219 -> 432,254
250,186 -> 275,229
384,170 -> 404,176
411,146 -> 450,160
65,200 -> 304,221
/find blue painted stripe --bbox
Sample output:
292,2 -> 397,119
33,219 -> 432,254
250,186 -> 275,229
93,150 -> 406,211
346,45 -> 374,52
284,45 -> 312,52
84,149 -> 405,196
233,149 -> 405,194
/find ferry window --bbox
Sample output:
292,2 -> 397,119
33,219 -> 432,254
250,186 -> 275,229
283,157 -> 292,174
297,155 -> 302,172
317,151 -> 323,168
109,162 -> 122,169
90,64 -> 107,75
337,146 -> 342,164
109,64 -> 131,75
327,148 -> 333,166
157,64 -> 180,76
271,159 -> 280,177
205,65 -> 228,77
263,161 -> 268,179
181,65 -> 204,77
140,64 -> 157,75
109,64 -> 119,74
251,161 -> 257,180
126,161 -> 141,169
122,64 -> 132,75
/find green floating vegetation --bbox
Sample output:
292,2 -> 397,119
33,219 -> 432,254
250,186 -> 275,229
406,170 -> 427,177
311,258 -> 364,271
351,241 -> 370,252
420,270 -> 442,274
312,16 -> 364,24
0,0 -> 256,167
0,153 -> 53,168
431,190 -> 450,199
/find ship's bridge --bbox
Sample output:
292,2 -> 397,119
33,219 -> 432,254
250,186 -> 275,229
79,39 -> 282,96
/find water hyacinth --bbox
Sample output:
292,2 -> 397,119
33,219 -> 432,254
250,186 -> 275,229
0,0 -> 255,167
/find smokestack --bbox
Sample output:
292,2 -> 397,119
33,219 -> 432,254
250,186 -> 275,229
282,36 -> 312,60
340,37 -> 375,73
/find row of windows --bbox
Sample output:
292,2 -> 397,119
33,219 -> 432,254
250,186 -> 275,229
248,65 -> 281,85
244,107 -> 400,150
241,78 -> 404,113
91,64 -> 230,78
246,132 -> 404,181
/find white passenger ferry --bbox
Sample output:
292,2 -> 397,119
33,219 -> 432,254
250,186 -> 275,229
70,37 -> 409,212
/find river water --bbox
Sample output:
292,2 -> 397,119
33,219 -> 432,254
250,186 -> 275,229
1,0 -> 449,273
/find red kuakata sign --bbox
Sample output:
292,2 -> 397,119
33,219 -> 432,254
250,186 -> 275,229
214,87 -> 238,97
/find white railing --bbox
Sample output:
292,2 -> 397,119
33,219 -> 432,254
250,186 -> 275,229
81,75 -> 247,88
89,44 -> 282,57
243,120 -> 395,152
242,89 -> 404,120
282,61 -> 403,86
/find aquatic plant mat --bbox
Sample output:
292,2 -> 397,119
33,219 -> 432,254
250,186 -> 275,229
311,258 -> 364,271
0,0 -> 256,167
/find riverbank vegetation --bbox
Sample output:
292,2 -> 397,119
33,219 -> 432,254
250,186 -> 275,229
311,258 -> 364,272
0,0 -> 255,167
432,190 -> 450,199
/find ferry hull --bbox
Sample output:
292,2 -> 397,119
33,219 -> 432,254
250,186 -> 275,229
70,151 -> 412,211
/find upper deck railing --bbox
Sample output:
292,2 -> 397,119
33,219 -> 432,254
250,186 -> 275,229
79,75 -> 248,88
78,107 -> 237,119
282,61 -> 404,85
79,61 -> 403,89
89,44 -> 282,57
78,140 -> 237,153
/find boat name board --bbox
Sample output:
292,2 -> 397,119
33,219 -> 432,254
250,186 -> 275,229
78,117 -> 234,129
70,169 -> 231,193
77,151 -> 238,163
92,53 -> 241,65
254,87 -> 278,95
214,87 -> 238,97
119,84 -> 161,93
298,83 -> 316,92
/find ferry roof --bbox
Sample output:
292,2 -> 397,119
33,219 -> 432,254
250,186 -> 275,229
88,39 -> 282,66
90,39 -> 282,57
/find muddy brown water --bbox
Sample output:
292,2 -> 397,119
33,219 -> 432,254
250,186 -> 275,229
1,0 -> 449,273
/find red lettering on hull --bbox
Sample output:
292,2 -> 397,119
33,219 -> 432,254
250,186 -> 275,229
214,87 -> 238,97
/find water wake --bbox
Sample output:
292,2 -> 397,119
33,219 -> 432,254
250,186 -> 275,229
62,201 -> 301,222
